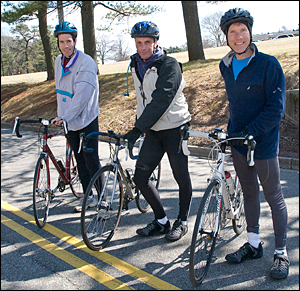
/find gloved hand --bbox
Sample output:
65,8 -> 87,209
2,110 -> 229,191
124,127 -> 142,150
229,127 -> 250,147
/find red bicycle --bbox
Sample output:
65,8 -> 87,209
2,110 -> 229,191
12,116 -> 83,228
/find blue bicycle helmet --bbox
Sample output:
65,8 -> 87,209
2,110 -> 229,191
131,21 -> 159,40
54,21 -> 77,39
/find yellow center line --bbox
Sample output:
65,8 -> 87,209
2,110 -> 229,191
1,214 -> 133,290
1,200 -> 181,290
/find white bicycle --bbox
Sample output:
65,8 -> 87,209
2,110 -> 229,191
179,126 -> 256,286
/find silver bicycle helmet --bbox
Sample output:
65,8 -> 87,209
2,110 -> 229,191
131,21 -> 159,40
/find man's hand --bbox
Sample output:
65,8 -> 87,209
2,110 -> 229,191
124,127 -> 142,150
51,117 -> 63,127
229,127 -> 250,146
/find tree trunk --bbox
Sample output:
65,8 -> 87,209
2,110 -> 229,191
181,1 -> 205,61
81,1 -> 99,74
37,2 -> 54,80
25,41 -> 29,74
57,1 -> 64,22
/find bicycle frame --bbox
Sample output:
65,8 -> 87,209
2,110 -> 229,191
38,125 -> 72,189
209,150 -> 240,224
181,126 -> 255,232
13,117 -> 74,188
103,138 -> 137,200
80,131 -> 141,200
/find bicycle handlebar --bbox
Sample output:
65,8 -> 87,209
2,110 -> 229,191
78,130 -> 138,160
12,116 -> 67,138
180,126 -> 256,167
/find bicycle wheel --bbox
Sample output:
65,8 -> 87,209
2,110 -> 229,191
81,165 -> 123,251
232,178 -> 246,235
135,162 -> 161,213
189,180 -> 222,286
33,155 -> 51,228
69,150 -> 83,198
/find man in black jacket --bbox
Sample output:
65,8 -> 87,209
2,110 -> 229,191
125,21 -> 192,241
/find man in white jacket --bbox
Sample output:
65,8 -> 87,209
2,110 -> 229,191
51,22 -> 102,212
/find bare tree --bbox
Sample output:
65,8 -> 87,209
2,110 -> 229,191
202,11 -> 226,47
96,33 -> 115,64
111,35 -> 132,62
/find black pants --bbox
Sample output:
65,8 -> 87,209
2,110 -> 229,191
67,117 -> 102,194
133,126 -> 192,221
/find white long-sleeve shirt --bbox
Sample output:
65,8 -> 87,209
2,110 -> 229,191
54,49 -> 99,131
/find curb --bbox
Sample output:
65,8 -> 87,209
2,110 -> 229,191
2,122 -> 298,171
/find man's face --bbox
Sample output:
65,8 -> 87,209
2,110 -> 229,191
227,22 -> 251,56
135,37 -> 157,60
58,33 -> 77,58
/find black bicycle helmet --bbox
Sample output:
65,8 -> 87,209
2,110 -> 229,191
54,21 -> 77,39
220,8 -> 253,36
131,21 -> 159,40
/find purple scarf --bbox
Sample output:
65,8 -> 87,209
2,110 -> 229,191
136,46 -> 164,80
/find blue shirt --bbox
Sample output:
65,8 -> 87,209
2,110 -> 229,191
232,56 -> 251,80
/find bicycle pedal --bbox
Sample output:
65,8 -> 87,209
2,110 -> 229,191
97,209 -> 110,220
99,200 -> 109,209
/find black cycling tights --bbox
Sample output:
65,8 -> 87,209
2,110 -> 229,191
232,148 -> 287,249
67,117 -> 102,194
133,127 -> 192,221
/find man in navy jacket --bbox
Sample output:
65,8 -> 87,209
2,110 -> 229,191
219,8 -> 289,280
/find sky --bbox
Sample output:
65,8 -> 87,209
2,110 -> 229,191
1,1 -> 299,53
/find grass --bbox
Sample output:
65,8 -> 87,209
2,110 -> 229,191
1,37 -> 299,152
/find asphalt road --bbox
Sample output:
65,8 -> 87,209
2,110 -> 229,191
1,127 -> 299,290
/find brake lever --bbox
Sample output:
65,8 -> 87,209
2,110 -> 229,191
246,135 -> 256,166
12,117 -> 22,138
78,133 -> 84,153
62,118 -> 68,135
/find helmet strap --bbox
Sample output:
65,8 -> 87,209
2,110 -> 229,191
233,45 -> 251,56
57,37 -> 76,59
66,46 -> 76,59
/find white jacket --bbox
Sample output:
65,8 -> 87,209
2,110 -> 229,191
55,50 -> 99,131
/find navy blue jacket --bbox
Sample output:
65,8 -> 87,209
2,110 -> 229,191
219,44 -> 286,159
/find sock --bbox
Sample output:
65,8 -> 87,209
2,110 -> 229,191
181,221 -> 187,225
157,216 -> 168,225
89,194 -> 94,199
274,248 -> 287,256
247,232 -> 260,248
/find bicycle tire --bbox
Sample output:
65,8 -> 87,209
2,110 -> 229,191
232,178 -> 246,235
189,180 -> 222,286
135,162 -> 161,213
81,164 -> 123,251
69,150 -> 83,198
33,155 -> 51,228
